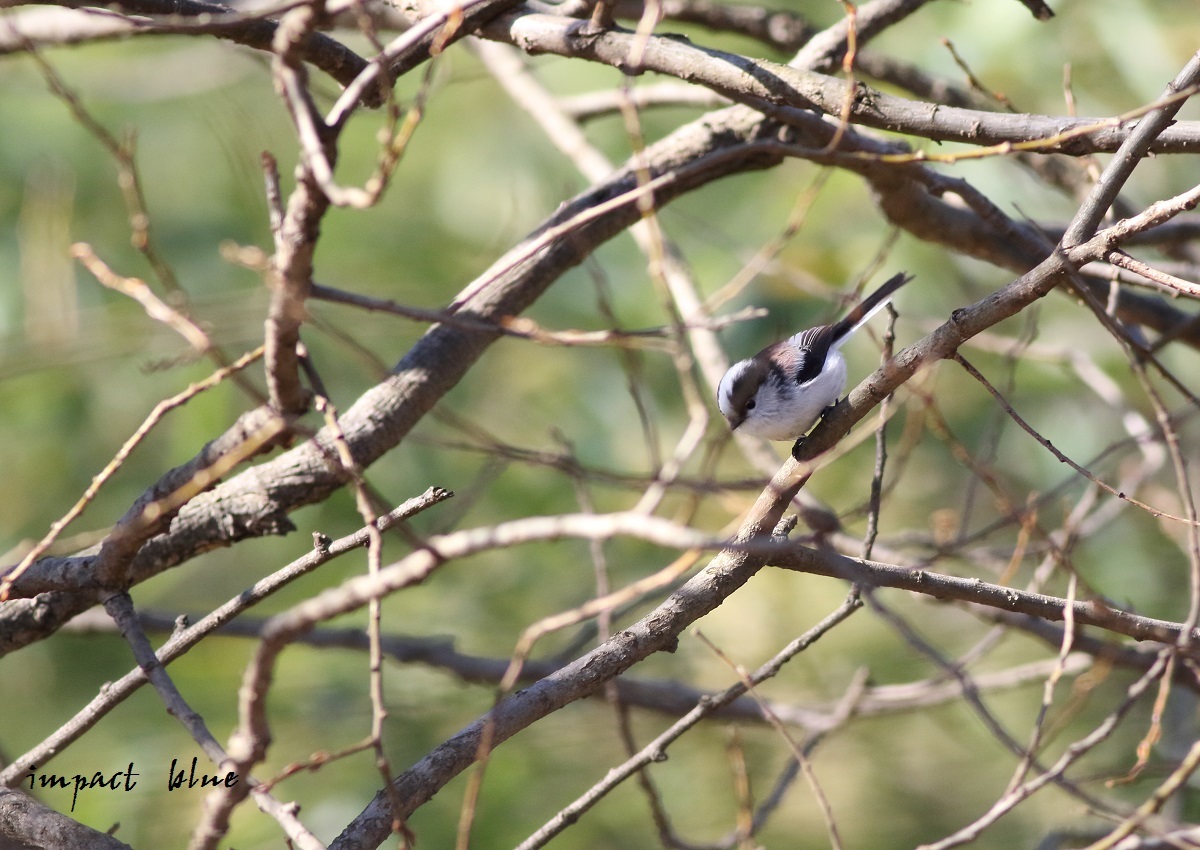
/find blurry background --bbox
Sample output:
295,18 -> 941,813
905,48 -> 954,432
2,0 -> 1200,846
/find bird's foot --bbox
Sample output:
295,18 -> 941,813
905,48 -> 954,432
794,402 -> 842,460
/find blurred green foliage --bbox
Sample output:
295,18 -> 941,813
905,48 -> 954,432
2,0 -> 1199,846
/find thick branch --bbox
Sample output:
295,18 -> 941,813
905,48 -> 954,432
0,788 -> 132,850
477,8 -> 1200,155
9,0 -> 369,87
610,0 -> 816,52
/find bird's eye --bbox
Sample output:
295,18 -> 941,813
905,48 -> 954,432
745,399 -> 756,411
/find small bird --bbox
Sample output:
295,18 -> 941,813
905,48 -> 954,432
717,272 -> 912,457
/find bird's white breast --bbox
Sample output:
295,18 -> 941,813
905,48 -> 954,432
737,350 -> 847,441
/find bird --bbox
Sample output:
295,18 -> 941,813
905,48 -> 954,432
717,272 -> 912,458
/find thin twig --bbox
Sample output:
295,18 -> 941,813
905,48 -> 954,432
696,631 -> 845,850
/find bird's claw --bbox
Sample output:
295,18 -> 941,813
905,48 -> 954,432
793,401 -> 842,460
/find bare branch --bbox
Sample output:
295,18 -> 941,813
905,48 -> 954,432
4,0 -> 371,88
0,787 -> 133,850
771,544 -> 1200,654
477,8 -> 1200,155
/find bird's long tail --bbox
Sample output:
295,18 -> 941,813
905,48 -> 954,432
830,272 -> 913,346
